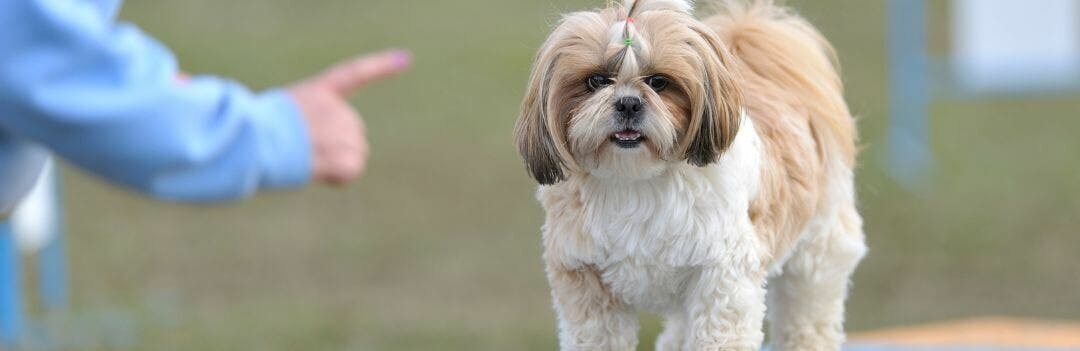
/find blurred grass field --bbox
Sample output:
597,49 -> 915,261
45,0 -> 1080,349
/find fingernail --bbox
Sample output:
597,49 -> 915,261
390,50 -> 412,69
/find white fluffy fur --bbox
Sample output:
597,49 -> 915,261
541,122 -> 864,351
540,118 -> 774,350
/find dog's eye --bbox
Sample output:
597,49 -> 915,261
586,74 -> 613,91
645,75 -> 670,92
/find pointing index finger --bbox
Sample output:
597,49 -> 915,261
319,49 -> 412,96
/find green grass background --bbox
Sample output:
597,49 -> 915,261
35,0 -> 1080,349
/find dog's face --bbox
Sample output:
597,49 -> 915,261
515,0 -> 744,185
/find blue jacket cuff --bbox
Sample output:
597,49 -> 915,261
252,89 -> 312,189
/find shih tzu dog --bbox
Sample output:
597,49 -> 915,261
513,0 -> 866,350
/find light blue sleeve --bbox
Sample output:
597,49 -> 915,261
0,0 -> 312,203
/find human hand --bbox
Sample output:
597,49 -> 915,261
289,49 -> 412,185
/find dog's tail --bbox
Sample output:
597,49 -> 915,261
703,0 -> 857,166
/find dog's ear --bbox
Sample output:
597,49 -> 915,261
515,50 -> 570,185
682,24 -> 744,167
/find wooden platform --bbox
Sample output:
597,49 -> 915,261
847,317 -> 1080,350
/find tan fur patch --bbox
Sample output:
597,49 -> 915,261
704,1 -> 859,262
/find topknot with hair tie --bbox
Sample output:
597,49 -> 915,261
622,0 -> 641,47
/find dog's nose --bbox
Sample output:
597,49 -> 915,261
615,96 -> 644,119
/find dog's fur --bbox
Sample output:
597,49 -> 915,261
514,1 -> 866,350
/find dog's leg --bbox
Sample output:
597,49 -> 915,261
656,315 -> 687,351
767,205 -> 867,351
681,227 -> 769,351
548,265 -> 639,351
682,266 -> 767,351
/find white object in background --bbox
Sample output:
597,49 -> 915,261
952,0 -> 1080,92
12,158 -> 58,253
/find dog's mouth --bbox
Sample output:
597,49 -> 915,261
610,129 -> 645,148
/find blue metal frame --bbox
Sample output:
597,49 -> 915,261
38,165 -> 68,313
0,163 -> 69,349
0,220 -> 24,348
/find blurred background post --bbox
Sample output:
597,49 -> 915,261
886,0 -> 1080,189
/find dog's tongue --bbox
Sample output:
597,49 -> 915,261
615,130 -> 641,139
